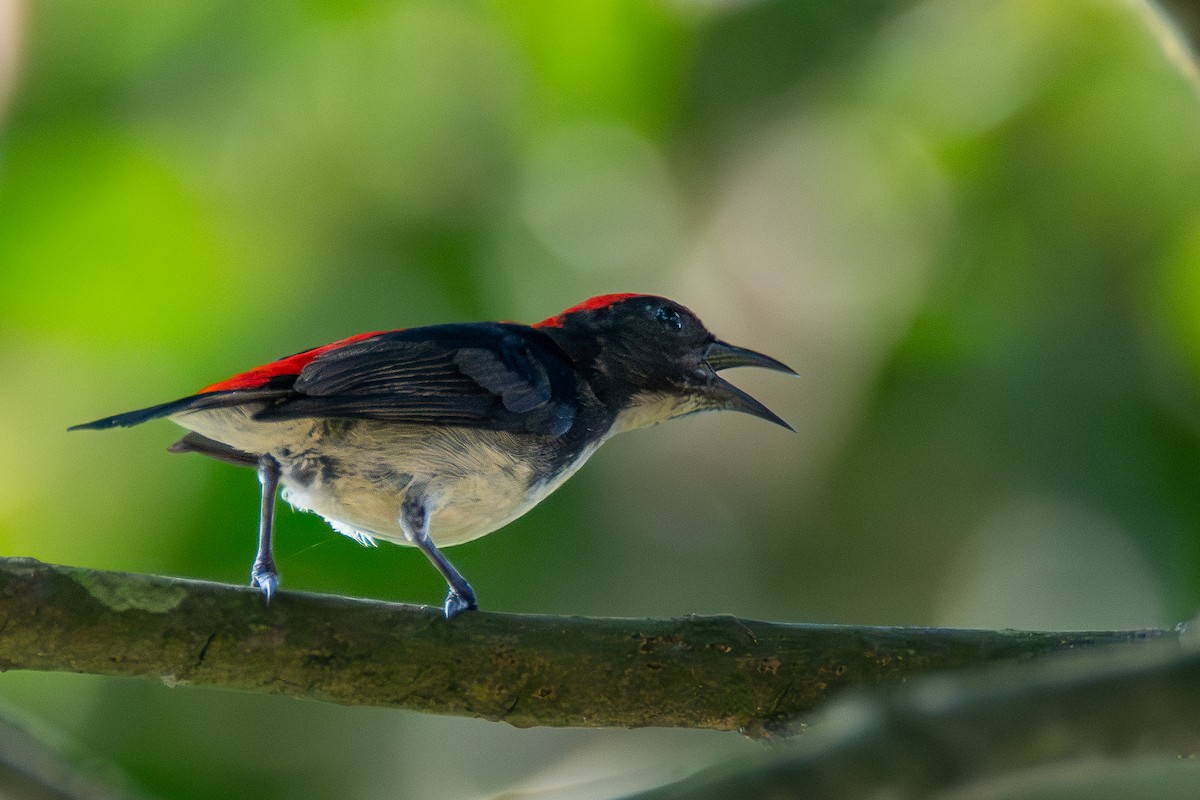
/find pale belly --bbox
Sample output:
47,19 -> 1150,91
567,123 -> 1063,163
172,407 -> 599,547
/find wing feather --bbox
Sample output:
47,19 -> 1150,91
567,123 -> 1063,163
253,324 -> 576,437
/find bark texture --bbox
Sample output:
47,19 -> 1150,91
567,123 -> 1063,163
0,557 -> 1171,733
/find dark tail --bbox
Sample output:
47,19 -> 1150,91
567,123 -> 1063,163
69,396 -> 208,430
68,389 -> 288,431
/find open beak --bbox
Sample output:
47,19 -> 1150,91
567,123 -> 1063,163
704,339 -> 797,375
702,340 -> 797,431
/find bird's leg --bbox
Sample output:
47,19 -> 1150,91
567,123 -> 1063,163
400,490 -> 477,618
251,454 -> 281,602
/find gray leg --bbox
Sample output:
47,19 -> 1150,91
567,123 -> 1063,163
400,491 -> 477,618
251,455 -> 281,602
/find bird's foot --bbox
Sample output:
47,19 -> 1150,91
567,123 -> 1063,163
251,560 -> 279,604
443,586 -> 478,619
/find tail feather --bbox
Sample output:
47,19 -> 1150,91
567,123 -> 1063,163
69,397 -> 205,430
68,389 -> 288,431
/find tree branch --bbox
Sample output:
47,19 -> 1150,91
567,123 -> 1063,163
0,557 -> 1172,733
624,638 -> 1200,799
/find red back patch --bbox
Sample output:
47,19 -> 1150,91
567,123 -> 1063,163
200,331 -> 389,393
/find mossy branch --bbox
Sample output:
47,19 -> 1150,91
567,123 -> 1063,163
0,556 -> 1171,733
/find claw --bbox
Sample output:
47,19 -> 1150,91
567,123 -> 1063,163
251,563 -> 279,604
443,588 -> 478,619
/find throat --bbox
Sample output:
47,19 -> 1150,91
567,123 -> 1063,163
611,392 -> 703,435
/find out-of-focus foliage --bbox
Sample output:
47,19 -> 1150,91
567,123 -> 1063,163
2,1 -> 1200,797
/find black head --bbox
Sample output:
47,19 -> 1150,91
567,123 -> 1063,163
537,294 -> 796,431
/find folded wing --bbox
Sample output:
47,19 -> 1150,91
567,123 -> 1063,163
254,324 -> 577,437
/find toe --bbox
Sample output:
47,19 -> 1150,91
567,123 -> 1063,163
443,590 -> 478,618
251,567 -> 279,604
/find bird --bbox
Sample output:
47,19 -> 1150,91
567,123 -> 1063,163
71,293 -> 796,617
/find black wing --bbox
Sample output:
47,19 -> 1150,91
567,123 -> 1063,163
252,323 -> 577,437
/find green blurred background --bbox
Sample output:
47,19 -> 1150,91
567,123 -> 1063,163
3,0 -> 1200,797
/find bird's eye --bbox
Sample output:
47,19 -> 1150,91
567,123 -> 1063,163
654,305 -> 682,330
